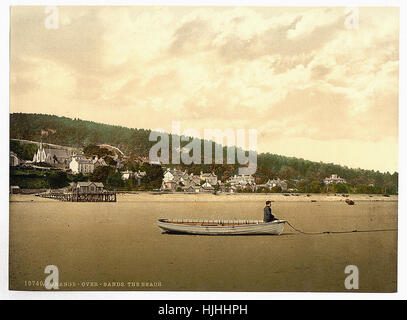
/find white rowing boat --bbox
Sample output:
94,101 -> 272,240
157,219 -> 286,235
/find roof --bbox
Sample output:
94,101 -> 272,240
165,169 -> 189,179
94,182 -> 104,187
76,181 -> 104,188
202,182 -> 214,189
93,157 -> 107,165
46,148 -> 70,158
201,172 -> 216,177
267,179 -> 287,184
77,159 -> 93,164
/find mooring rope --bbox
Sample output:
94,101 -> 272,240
284,221 -> 398,235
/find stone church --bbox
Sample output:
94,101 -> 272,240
32,141 -> 71,166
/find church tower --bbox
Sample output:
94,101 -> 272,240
33,139 -> 46,163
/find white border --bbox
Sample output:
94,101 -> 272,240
1,0 -> 405,300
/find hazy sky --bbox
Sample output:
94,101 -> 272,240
10,6 -> 399,172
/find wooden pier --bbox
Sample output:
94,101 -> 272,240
38,191 -> 117,202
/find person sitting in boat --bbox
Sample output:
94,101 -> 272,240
264,200 -> 276,223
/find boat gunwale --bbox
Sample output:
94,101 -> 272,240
158,218 -> 286,227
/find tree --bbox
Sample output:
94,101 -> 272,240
10,140 -> 37,160
47,171 -> 69,189
279,165 -> 297,180
83,144 -> 113,158
296,180 -> 307,193
270,186 -> 282,193
106,172 -> 123,189
9,113 -> 399,195
139,163 -> 164,190
309,180 -> 322,193
83,144 -> 101,158
69,172 -> 89,182
90,166 -> 114,183
334,183 -> 349,194
105,156 -> 117,167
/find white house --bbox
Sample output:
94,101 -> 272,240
265,178 -> 288,191
161,168 -> 208,192
200,171 -> 218,185
121,170 -> 133,180
226,174 -> 256,191
121,170 -> 146,180
200,181 -> 215,193
10,152 -> 19,166
323,174 -> 347,185
161,168 -> 189,191
69,156 -> 95,174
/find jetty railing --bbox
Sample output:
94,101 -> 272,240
37,191 -> 117,202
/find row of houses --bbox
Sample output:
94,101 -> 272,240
161,169 -> 218,193
256,178 -> 288,191
31,141 -> 125,170
121,170 -> 147,186
11,144 -> 149,185
160,170 -> 348,193
225,175 -> 289,192
21,141 -> 124,174
11,142 -> 348,190
12,148 -> 121,175
32,141 -> 72,165
160,169 -> 289,193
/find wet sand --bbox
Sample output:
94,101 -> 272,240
9,193 -> 397,292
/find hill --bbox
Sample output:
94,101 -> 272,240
10,113 -> 398,194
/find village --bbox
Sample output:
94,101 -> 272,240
160,168 -> 291,193
10,139 -> 351,196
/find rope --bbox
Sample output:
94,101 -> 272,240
284,220 -> 398,235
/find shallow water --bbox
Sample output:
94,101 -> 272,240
9,195 -> 397,292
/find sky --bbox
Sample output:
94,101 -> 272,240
10,6 -> 399,173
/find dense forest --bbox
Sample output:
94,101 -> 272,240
10,113 -> 398,194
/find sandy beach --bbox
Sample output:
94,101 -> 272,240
115,192 -> 398,202
9,193 -> 397,292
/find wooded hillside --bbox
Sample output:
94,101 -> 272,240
10,113 -> 398,194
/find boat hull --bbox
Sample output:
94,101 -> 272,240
157,219 -> 286,235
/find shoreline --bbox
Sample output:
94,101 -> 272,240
10,193 -> 398,203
